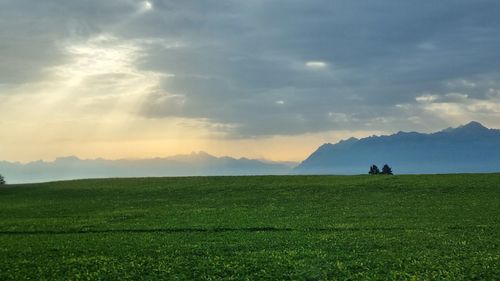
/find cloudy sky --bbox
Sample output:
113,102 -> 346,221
1,0 -> 500,162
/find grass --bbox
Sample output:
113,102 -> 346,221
0,174 -> 499,280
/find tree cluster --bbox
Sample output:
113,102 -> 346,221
368,164 -> 393,175
0,174 -> 5,185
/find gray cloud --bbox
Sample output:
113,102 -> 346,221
0,0 -> 137,84
2,0 -> 500,135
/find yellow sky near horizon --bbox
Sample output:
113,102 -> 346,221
0,116 -> 382,163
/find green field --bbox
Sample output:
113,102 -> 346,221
0,175 -> 499,280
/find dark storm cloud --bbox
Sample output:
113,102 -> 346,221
2,0 -> 500,135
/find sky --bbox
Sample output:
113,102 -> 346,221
1,0 -> 500,163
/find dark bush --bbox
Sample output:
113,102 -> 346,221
381,164 -> 393,175
368,165 -> 380,175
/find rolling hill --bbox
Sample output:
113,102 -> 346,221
0,175 -> 498,280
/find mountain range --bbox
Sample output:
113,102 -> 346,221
294,121 -> 500,174
0,152 -> 294,184
1,121 -> 499,183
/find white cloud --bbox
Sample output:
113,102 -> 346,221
416,94 -> 438,103
403,88 -> 500,127
445,92 -> 468,101
327,112 -> 350,123
446,79 -> 476,89
305,61 -> 327,69
142,1 -> 153,11
0,34 -> 169,122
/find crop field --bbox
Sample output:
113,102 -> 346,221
0,174 -> 499,280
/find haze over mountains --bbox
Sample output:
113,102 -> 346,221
0,152 -> 294,184
295,121 -> 500,175
1,121 -> 499,183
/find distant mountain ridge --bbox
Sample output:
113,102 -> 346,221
294,121 -> 500,175
0,152 -> 294,184
2,122 -> 499,183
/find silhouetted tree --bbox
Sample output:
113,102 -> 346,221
381,164 -> 393,175
368,165 -> 380,175
0,174 -> 5,185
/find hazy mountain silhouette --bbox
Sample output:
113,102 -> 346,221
294,121 -> 500,174
2,121 -> 499,183
0,152 -> 293,184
